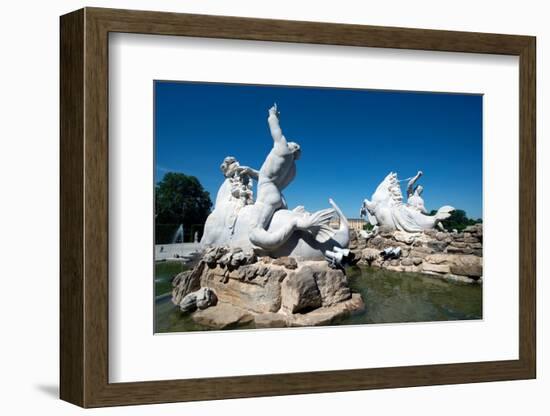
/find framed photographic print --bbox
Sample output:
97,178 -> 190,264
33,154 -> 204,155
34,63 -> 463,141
60,7 -> 536,408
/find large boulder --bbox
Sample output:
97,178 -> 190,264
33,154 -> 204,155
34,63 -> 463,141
178,287 -> 218,313
424,253 -> 455,264
449,255 -> 483,277
361,248 -> 380,265
401,258 -> 414,267
312,267 -> 351,306
254,312 -> 290,328
171,262 -> 204,305
201,265 -> 285,313
280,266 -> 322,313
423,253 -> 482,278
290,294 -> 365,327
192,302 -> 254,329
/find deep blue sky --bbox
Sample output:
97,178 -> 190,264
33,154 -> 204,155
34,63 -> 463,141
155,81 -> 483,219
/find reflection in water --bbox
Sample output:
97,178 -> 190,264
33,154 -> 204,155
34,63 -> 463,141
155,261 -> 188,297
155,262 -> 482,333
344,266 -> 482,325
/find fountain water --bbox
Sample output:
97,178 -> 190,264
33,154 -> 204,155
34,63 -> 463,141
171,224 -> 184,244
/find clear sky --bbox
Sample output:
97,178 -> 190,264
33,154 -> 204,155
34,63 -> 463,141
155,81 -> 483,220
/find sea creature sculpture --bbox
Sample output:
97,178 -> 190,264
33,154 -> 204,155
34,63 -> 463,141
360,172 -> 454,233
201,104 -> 350,264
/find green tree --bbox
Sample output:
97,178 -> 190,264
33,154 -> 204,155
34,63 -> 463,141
429,208 -> 481,232
155,172 -> 212,232
363,223 -> 374,231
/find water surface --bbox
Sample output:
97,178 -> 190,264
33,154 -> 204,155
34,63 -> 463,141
154,261 -> 188,297
155,262 -> 482,333
344,266 -> 482,325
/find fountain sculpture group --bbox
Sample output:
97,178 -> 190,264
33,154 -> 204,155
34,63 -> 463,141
171,104 -> 465,329
359,171 -> 454,234
201,104 -> 350,265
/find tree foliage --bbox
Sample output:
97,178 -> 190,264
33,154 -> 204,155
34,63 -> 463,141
429,208 -> 482,232
363,223 -> 374,231
155,172 -> 212,229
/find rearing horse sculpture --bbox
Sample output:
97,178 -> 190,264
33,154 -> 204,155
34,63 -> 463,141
360,172 -> 454,233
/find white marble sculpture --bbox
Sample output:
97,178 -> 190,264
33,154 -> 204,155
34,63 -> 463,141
200,156 -> 258,247
200,104 -> 350,262
360,172 -> 454,233
406,170 -> 428,213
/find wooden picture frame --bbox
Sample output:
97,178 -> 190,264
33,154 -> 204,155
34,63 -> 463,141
60,7 -> 536,408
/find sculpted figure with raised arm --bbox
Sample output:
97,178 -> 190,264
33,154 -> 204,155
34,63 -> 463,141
406,170 -> 428,214
201,104 -> 350,263
360,171 -> 454,233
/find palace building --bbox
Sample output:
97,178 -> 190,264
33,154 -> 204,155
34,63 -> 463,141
329,217 -> 367,232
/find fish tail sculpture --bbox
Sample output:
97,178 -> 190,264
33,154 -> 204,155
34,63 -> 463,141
434,205 -> 454,222
249,206 -> 336,250
328,198 -> 350,245
324,198 -> 353,267
304,207 -> 337,243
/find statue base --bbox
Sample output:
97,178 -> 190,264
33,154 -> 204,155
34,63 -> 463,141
349,224 -> 483,283
171,247 -> 365,329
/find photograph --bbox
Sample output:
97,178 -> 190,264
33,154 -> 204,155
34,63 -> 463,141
49,3 -> 541,410
1,0 -> 541,412
154,81 -> 483,333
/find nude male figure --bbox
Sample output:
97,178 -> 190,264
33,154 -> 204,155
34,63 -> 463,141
252,104 -> 301,229
407,170 -> 428,214
248,104 -> 334,248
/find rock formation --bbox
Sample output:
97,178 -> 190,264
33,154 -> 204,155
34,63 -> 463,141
172,247 -> 365,329
349,224 -> 483,283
